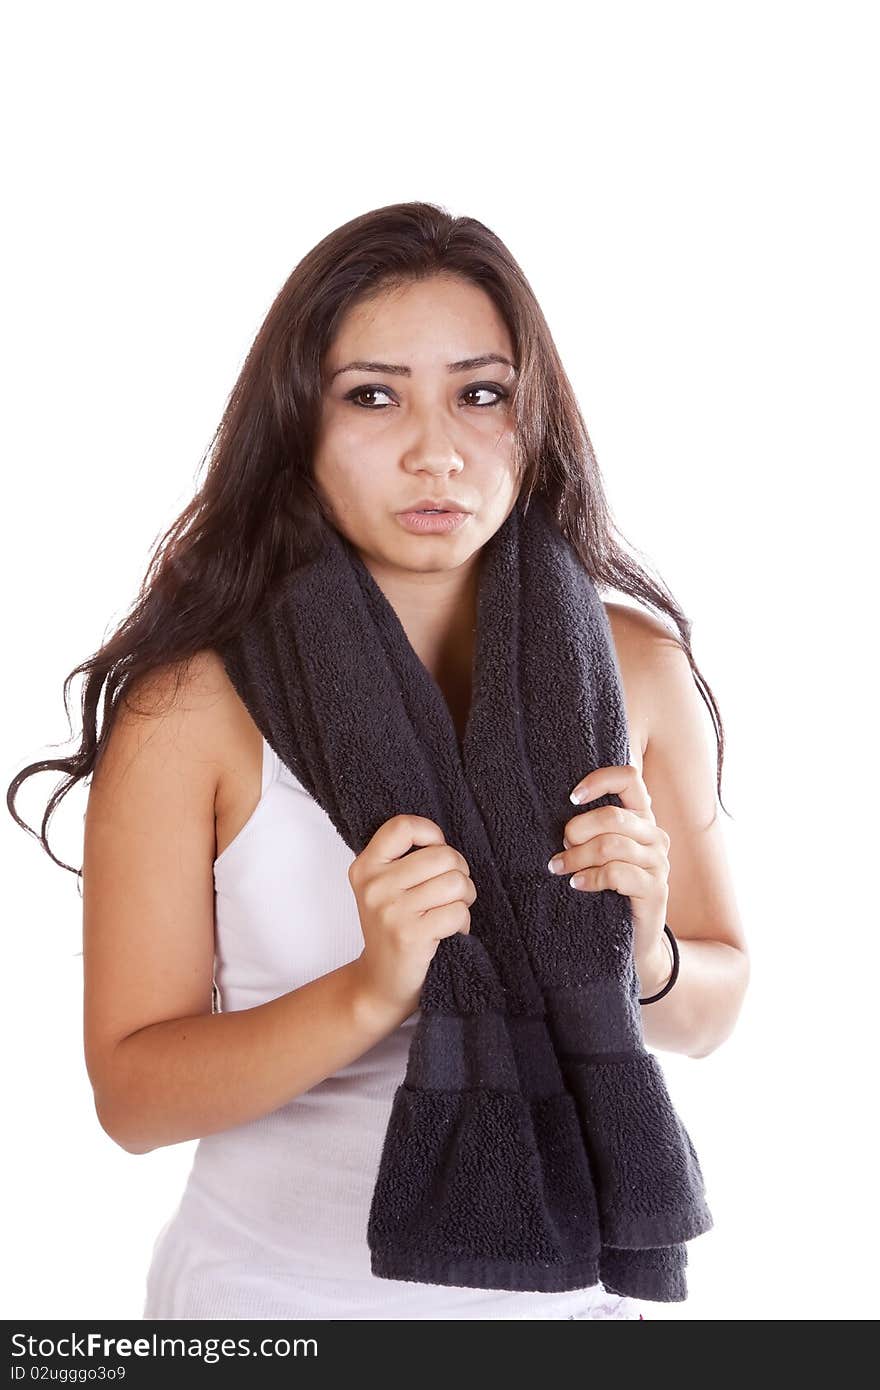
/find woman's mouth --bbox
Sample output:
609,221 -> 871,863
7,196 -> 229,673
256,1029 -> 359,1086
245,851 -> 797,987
396,509 -> 470,534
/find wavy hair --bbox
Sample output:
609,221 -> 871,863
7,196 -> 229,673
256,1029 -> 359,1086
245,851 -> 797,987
6,199 -> 730,878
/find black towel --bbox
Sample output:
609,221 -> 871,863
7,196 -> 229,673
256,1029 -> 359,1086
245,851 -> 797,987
218,490 -> 713,1303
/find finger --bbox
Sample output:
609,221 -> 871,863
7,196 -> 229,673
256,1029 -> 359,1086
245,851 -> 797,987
388,843 -> 472,893
370,814 -> 448,867
365,816 -> 469,884
563,804 -> 659,850
567,860 -> 656,898
551,832 -> 662,878
569,763 -> 652,817
408,868 -> 477,914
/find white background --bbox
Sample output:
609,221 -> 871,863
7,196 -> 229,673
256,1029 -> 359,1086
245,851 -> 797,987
3,0 -> 878,1322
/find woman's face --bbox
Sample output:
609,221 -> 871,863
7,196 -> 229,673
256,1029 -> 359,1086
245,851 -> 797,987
313,274 -> 520,577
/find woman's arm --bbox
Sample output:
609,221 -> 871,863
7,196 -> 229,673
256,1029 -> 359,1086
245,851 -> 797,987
82,654 -> 403,1156
96,962 -> 402,1155
610,606 -> 750,1058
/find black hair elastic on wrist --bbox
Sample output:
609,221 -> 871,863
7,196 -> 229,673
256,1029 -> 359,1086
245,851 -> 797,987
638,923 -> 680,1004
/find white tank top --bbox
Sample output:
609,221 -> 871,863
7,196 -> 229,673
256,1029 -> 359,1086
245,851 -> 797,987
142,736 -> 644,1320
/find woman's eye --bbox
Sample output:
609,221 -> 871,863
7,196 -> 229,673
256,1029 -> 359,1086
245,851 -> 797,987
462,384 -> 508,407
344,383 -> 508,410
346,385 -> 395,409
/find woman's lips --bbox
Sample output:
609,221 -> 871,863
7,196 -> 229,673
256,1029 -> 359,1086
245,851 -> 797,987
396,510 -> 470,534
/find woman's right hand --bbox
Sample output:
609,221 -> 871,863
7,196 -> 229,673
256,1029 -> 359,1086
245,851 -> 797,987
347,813 -> 476,1021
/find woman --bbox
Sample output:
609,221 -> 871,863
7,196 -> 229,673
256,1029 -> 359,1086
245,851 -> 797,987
7,201 -> 749,1320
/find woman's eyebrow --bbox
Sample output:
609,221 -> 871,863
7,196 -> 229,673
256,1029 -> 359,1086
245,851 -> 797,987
328,352 -> 516,382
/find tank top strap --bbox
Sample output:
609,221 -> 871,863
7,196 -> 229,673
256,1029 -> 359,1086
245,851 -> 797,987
261,734 -> 279,795
263,735 -> 307,796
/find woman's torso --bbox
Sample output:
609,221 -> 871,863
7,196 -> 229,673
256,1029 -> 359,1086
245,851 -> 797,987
212,603 -> 644,864
143,618 -> 647,1320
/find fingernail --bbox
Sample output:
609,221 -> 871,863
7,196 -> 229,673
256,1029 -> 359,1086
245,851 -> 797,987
570,789 -> 585,804
547,857 -> 565,874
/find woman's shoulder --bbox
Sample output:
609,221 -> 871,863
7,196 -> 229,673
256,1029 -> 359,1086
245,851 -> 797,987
187,650 -> 267,856
603,602 -> 686,765
101,648 -> 260,802
115,647 -> 230,719
106,648 -> 266,864
603,600 -> 682,661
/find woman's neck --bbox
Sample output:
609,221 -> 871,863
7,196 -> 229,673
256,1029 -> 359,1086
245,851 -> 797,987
362,551 -> 480,736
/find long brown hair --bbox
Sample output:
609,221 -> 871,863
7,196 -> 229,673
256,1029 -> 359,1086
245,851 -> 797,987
6,199 -> 730,878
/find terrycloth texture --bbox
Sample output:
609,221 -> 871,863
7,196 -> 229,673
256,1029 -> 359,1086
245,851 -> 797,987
218,491 -> 714,1302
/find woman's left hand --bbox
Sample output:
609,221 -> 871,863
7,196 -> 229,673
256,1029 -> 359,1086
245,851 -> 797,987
547,763 -> 671,993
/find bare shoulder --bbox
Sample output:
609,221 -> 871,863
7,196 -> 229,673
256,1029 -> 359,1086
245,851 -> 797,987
606,601 -> 747,957
603,601 -> 682,765
88,652 -> 211,799
115,646 -> 231,728
82,650 -> 234,1126
604,600 -> 682,671
604,600 -> 706,746
94,647 -> 255,782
